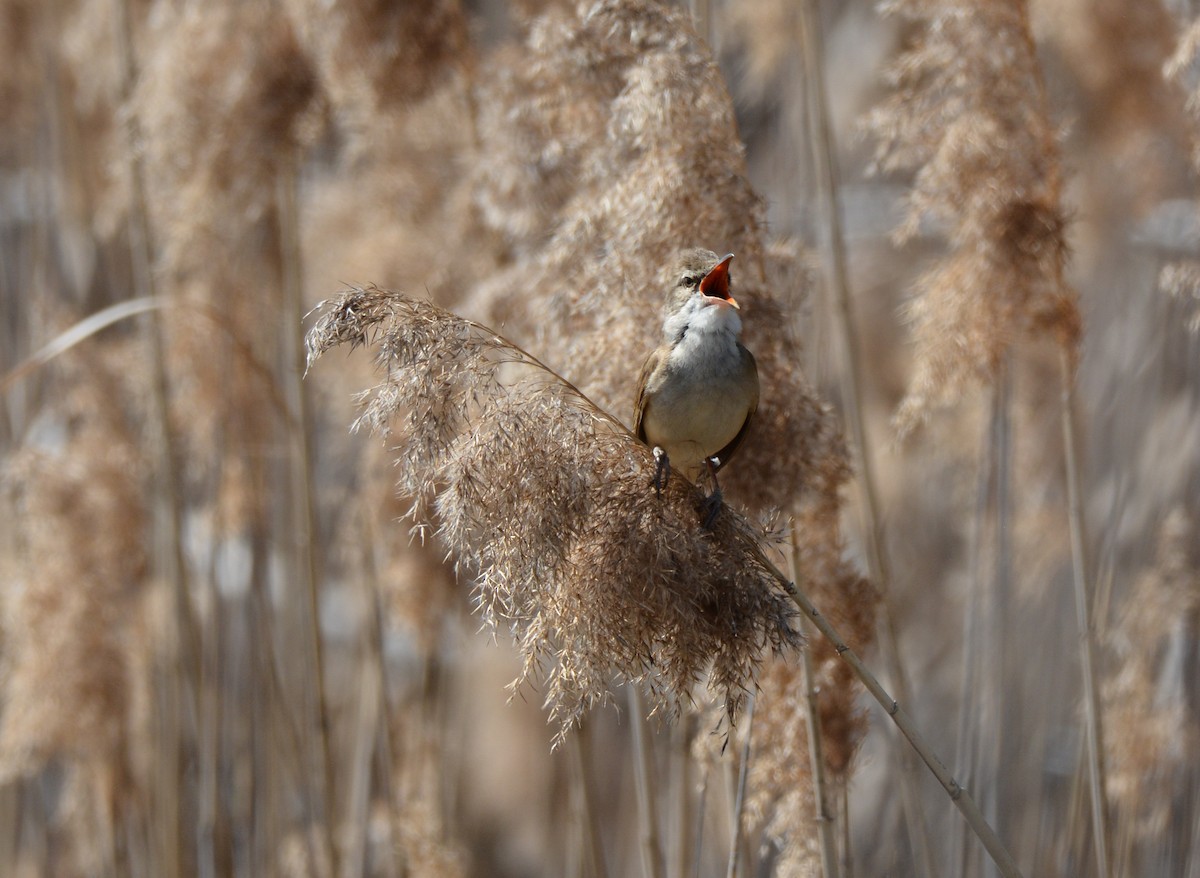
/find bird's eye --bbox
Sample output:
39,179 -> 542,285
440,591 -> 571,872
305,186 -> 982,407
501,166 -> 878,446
682,274 -> 699,288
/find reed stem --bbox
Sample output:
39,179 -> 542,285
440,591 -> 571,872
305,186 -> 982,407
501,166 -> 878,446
787,522 -> 840,878
628,687 -> 665,878
796,3 -> 936,874
725,695 -> 755,878
756,549 -> 1026,878
1059,346 -> 1112,878
278,159 -> 339,878
112,1 -> 198,873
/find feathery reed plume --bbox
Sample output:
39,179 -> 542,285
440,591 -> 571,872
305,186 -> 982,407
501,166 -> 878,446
1034,2 -> 1178,162
467,1 -> 843,518
462,2 -> 878,858
132,1 -> 319,506
747,562 -> 875,873
0,0 -> 42,167
868,0 -> 1081,433
1163,17 -> 1200,334
283,0 -> 469,127
133,2 -> 317,275
285,0 -> 488,318
1166,15 -> 1200,167
306,286 -> 801,741
1104,508 -> 1199,870
0,350 -> 149,872
394,800 -> 468,878
723,0 -> 802,103
743,660 -> 820,875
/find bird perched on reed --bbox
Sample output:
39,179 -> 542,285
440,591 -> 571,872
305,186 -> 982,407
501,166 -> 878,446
634,249 -> 759,519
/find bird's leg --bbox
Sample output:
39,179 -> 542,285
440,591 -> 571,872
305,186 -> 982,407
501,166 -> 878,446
701,457 -> 723,528
652,446 -> 671,496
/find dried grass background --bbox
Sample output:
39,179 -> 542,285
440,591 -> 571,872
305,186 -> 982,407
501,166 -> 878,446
1,0 -> 1198,876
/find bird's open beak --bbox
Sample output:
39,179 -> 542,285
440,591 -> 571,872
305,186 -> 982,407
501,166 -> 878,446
699,254 -> 738,309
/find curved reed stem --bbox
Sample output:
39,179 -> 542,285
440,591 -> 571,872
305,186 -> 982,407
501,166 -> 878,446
756,547 -> 1026,878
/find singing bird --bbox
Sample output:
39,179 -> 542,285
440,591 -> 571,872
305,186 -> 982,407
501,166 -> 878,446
634,249 -> 758,509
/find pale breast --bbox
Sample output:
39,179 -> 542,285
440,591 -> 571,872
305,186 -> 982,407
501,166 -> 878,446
640,362 -> 753,478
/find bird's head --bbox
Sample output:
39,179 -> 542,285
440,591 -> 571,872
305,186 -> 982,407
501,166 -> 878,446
662,249 -> 740,339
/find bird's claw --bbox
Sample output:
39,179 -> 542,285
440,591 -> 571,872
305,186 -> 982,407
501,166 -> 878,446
701,457 -> 723,528
701,488 -> 723,529
652,447 -> 670,496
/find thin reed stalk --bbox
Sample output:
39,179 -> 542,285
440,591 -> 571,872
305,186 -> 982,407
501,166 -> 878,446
800,643 -> 839,878
952,394 -> 994,878
277,158 -> 338,878
790,523 -> 840,878
691,763 -> 709,878
987,354 -> 1014,857
249,561 -> 325,874
953,360 -> 1013,878
568,723 -> 608,878
112,1 -> 198,874
755,550 -> 1025,878
725,695 -> 755,878
669,713 -> 692,878
343,647 -> 380,878
359,514 -> 400,878
796,3 -> 935,874
839,782 -> 852,877
1059,346 -> 1112,877
628,687 -> 664,878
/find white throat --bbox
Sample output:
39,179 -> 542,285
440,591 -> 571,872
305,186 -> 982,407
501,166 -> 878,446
662,296 -> 743,361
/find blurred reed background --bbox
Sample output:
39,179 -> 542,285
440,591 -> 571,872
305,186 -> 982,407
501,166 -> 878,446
1,0 -> 1198,876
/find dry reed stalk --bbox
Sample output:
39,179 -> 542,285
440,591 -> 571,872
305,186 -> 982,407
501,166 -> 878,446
743,660 -> 821,877
796,3 -> 935,873
951,358 -> 1015,878
692,762 -> 711,878
724,695 -> 754,878
1059,346 -> 1113,876
110,2 -> 198,872
129,4 -> 332,873
799,643 -> 838,878
355,510 -> 403,878
567,722 -> 608,878
628,686 -> 665,878
305,286 -> 801,740
668,714 -> 692,878
790,522 -> 840,878
278,158 -> 339,878
869,0 -> 1095,873
951,380 -> 999,878
752,552 -> 1025,878
868,0 -> 1081,433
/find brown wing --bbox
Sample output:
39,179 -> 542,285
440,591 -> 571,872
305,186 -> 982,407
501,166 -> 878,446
712,345 -> 758,471
632,347 -> 665,444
